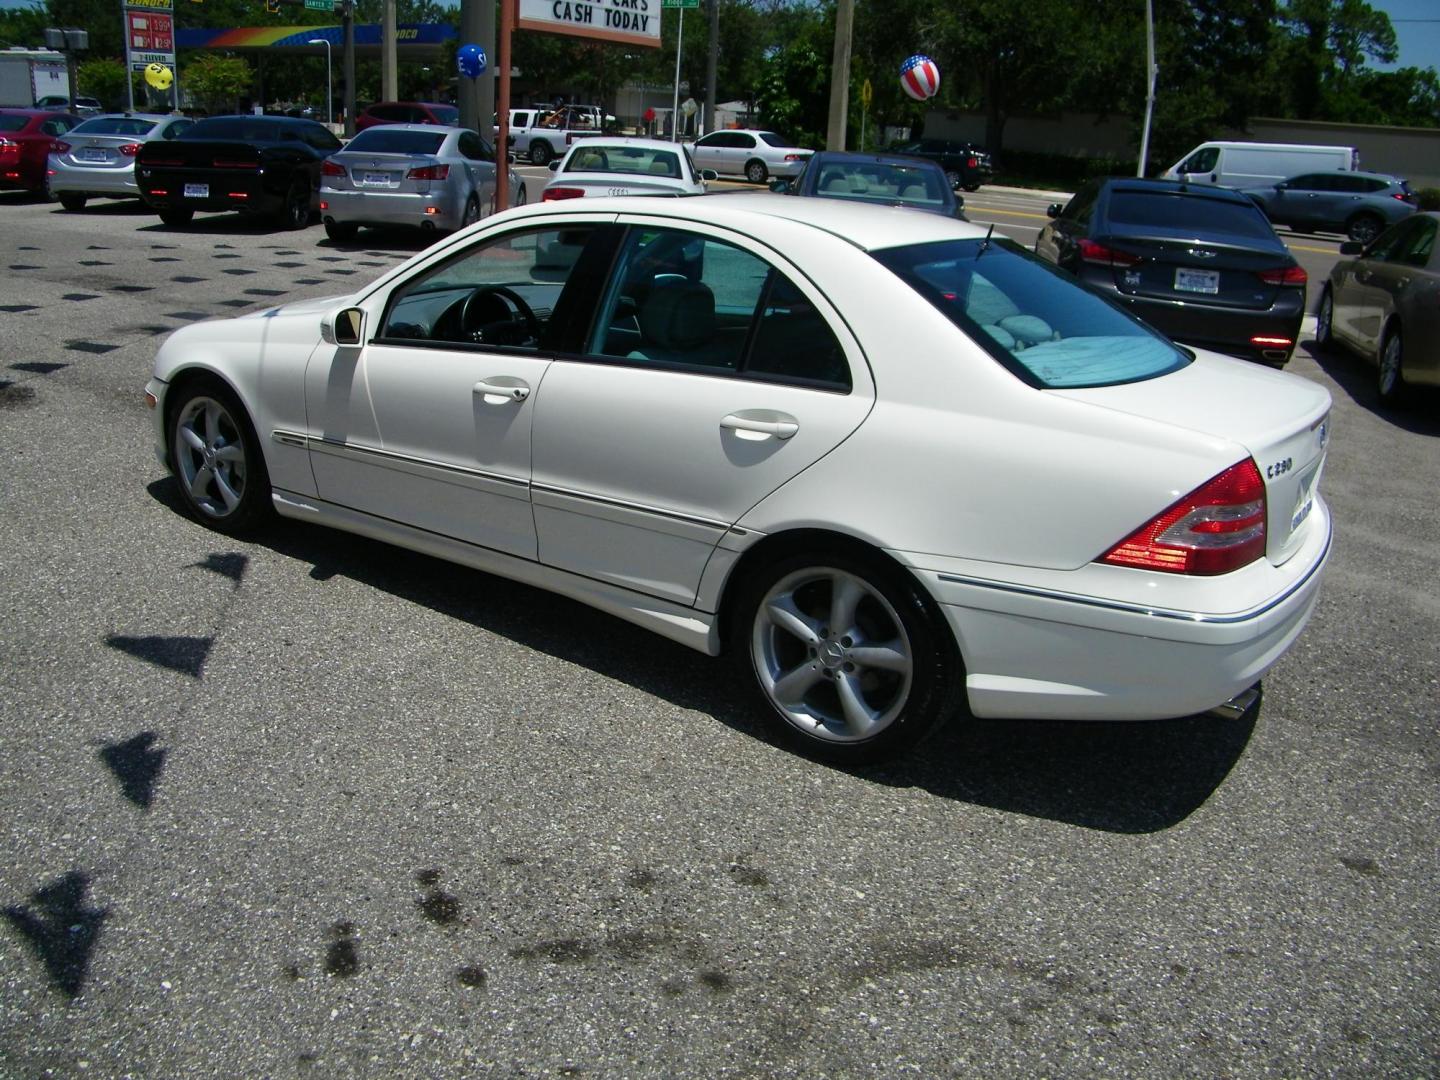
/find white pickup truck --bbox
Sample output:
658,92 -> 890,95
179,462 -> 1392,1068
501,105 -> 615,166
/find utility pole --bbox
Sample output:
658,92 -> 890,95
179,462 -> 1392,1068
703,0 -> 718,135
825,0 -> 853,151
382,0 -> 397,102
1137,0 -> 1157,178
342,0 -> 355,136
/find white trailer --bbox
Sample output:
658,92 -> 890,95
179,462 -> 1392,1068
0,48 -> 70,108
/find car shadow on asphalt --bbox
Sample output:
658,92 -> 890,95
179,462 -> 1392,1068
1300,340 -> 1440,435
146,477 -> 1256,835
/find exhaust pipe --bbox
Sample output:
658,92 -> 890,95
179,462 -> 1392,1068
1208,684 -> 1261,720
1261,349 -> 1288,363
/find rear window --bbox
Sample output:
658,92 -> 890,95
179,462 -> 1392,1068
1109,191 -> 1276,241
71,116 -> 158,136
565,144 -> 680,178
815,161 -> 952,210
758,132 -> 791,148
873,238 -> 1190,389
0,115 -> 29,132
349,129 -> 445,155
181,118 -> 279,141
430,105 -> 459,125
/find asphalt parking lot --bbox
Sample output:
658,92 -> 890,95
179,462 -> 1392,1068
0,184 -> 1436,1079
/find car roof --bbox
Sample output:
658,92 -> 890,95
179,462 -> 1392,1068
0,108 -> 62,117
349,123 -> 462,134
80,112 -> 172,122
512,191 -> 985,251
564,136 -> 684,152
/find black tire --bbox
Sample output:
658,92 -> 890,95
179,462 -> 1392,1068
1346,212 -> 1384,245
1377,322 -> 1408,407
944,169 -> 962,190
59,193 -> 87,212
744,159 -> 768,184
280,181 -> 311,230
529,141 -> 552,166
1314,286 -> 1335,352
460,193 -> 480,230
324,218 -> 358,242
158,207 -> 193,227
514,184 -> 526,207
962,182 -> 981,192
732,548 -> 962,764
167,378 -> 273,535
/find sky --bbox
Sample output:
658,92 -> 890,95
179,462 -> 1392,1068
1,0 -> 1438,75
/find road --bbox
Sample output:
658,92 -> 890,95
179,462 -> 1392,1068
0,185 -> 1435,1079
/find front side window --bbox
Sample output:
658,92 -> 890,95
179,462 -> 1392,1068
1397,218 -> 1436,268
588,227 -> 849,388
1182,147 -> 1219,173
379,226 -> 597,350
874,239 -> 1190,389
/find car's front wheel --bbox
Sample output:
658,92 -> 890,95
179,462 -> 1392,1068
745,159 -> 768,184
735,549 -> 961,764
1346,212 -> 1384,245
169,380 -> 272,534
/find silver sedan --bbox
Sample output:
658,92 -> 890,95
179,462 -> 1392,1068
319,124 -> 524,241
48,113 -> 194,210
542,137 -> 714,201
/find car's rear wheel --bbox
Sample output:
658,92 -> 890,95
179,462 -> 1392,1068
514,184 -> 526,207
734,549 -> 960,764
324,218 -> 358,242
1346,212 -> 1384,245
1315,286 -> 1335,350
962,181 -> 981,192
168,379 -> 272,534
944,169 -> 962,189
460,193 -> 480,230
529,141 -> 551,166
158,207 -> 193,227
745,159 -> 768,184
1377,322 -> 1408,406
58,193 -> 87,212
280,181 -> 310,230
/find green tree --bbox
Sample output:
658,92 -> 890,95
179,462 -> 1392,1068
76,56 -> 139,111
183,52 -> 251,113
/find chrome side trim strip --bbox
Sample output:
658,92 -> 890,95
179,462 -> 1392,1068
938,529 -> 1331,626
272,429 -> 307,448
531,481 -> 731,533
303,433 -> 529,490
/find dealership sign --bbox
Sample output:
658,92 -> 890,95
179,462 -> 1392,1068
517,0 -> 660,49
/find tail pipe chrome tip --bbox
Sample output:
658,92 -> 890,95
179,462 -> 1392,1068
1208,684 -> 1262,721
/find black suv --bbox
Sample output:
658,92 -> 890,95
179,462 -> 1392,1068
890,139 -> 992,191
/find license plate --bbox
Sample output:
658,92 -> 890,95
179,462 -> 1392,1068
1175,267 -> 1219,294
79,147 -> 108,162
363,171 -> 389,185
183,183 -> 209,199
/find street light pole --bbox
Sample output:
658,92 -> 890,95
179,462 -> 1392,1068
308,38 -> 333,128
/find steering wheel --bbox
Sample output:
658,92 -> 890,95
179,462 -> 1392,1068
460,286 -> 541,347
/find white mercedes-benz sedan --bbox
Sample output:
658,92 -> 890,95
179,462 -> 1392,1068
144,194 -> 1333,763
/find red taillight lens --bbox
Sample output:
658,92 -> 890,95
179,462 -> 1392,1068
0,138 -> 21,159
119,143 -> 141,157
1258,265 -> 1307,286
51,140 -> 71,154
320,159 -> 345,177
784,153 -> 804,162
213,158 -> 259,169
1099,460 -> 1267,576
966,156 -> 978,167
143,157 -> 183,167
542,186 -> 586,201
1078,238 -> 1140,268
405,163 -> 449,180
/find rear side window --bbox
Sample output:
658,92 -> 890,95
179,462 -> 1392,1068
350,129 -> 445,154
1108,191 -> 1276,241
873,239 -> 1190,389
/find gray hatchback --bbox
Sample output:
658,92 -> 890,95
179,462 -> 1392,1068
1239,169 -> 1417,244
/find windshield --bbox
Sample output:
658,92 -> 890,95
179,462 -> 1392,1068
873,238 -> 1191,388
72,116 -> 159,136
348,129 -> 445,154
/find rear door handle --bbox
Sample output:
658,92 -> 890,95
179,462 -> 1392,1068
721,411 -> 799,440
473,378 -> 530,403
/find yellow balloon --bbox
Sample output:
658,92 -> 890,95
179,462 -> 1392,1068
144,63 -> 173,90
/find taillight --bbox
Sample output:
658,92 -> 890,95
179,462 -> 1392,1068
1099,460 -> 1267,576
1257,265 -> 1307,286
52,140 -> 71,154
0,138 -> 19,156
118,143 -> 141,157
320,160 -> 345,176
966,156 -> 977,167
405,163 -> 449,180
784,153 -> 804,162
213,158 -> 259,169
1078,238 -> 1140,268
542,186 -> 585,201
143,157 -> 183,166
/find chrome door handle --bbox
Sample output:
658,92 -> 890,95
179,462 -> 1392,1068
473,379 -> 530,403
721,411 -> 799,440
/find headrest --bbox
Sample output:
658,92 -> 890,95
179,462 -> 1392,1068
822,173 -> 849,194
638,279 -> 714,350
649,158 -> 673,175
900,183 -> 927,200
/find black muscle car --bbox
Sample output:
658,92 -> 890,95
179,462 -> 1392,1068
136,115 -> 342,229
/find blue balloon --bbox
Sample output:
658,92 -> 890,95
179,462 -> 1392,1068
457,44 -> 486,79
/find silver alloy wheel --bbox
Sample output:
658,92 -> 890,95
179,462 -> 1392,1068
1379,330 -> 1402,397
751,566 -> 914,743
745,160 -> 767,184
174,396 -> 248,519
1316,290 -> 1332,346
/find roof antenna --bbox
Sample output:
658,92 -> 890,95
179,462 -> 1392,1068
977,222 -> 995,257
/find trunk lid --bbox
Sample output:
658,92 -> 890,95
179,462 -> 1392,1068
330,150 -> 440,194
1052,353 -> 1331,565
1096,233 -> 1295,310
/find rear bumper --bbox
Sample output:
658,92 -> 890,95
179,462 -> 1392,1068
49,163 -> 140,197
321,185 -> 465,230
138,171 -> 291,216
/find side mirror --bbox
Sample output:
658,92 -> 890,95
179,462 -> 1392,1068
506,151 -> 516,165
1176,164 -> 1189,175
334,306 -> 364,346
701,169 -> 718,182
1046,203 -> 1062,218
1339,241 -> 1364,256
547,159 -> 560,172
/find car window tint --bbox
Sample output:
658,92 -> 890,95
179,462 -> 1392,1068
873,239 -> 1190,389
1061,181 -> 1099,226
458,131 -> 491,161
351,128 -> 445,154
816,161 -> 948,209
1183,147 -> 1219,173
568,145 -> 680,178
432,106 -> 459,125
182,118 -> 278,141
745,273 -> 850,389
1108,191 -> 1275,241
73,117 -> 155,136
1398,218 -> 1436,268
1360,177 -> 1390,193
379,226 -> 596,350
0,116 -> 27,132
1288,174 -> 1323,190
758,132 -> 790,148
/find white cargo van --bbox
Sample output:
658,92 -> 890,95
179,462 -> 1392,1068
1161,141 -> 1359,188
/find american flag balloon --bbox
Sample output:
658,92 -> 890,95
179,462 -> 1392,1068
899,54 -> 941,102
